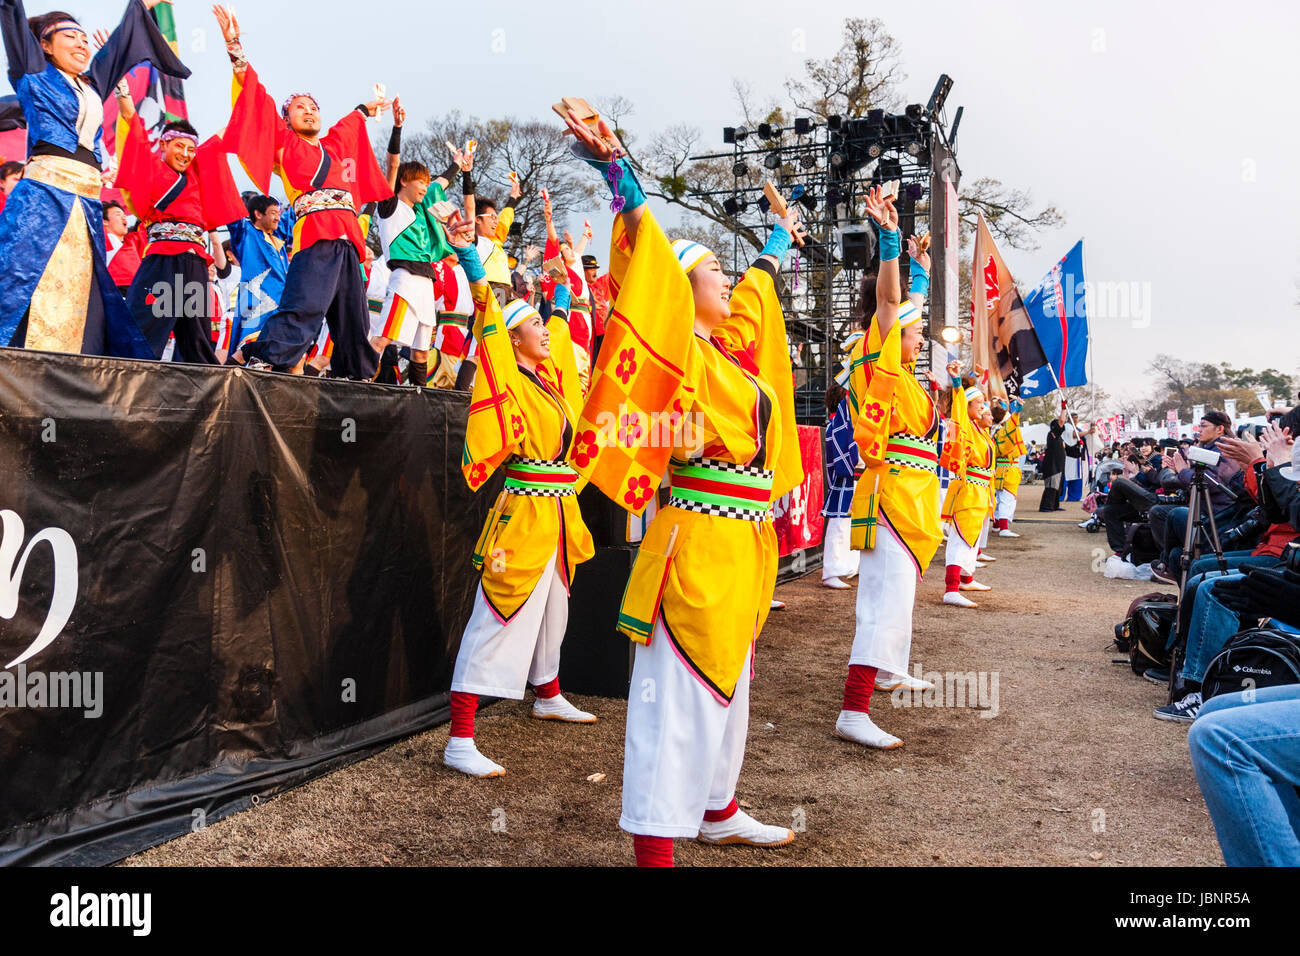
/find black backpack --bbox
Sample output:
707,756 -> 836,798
1201,628 -> 1300,701
1117,597 -> 1179,676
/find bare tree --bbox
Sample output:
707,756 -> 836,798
784,17 -> 906,120
959,177 -> 1065,252
386,111 -> 599,253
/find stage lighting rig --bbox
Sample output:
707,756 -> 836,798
733,160 -> 749,177
926,74 -> 953,118
794,117 -> 813,135
763,151 -> 783,170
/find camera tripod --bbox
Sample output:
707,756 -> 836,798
1168,463 -> 1227,699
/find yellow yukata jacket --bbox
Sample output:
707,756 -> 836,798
463,284 -> 594,622
992,413 -> 1027,497
943,412 -> 995,548
846,319 -> 943,576
579,210 -> 800,704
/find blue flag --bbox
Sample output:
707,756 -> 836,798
1020,240 -> 1089,396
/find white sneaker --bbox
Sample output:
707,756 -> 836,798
959,580 -> 992,592
821,576 -> 852,589
978,552 -> 996,562
998,529 -> 1020,538
875,672 -> 935,691
834,710 -> 903,749
443,737 -> 506,778
770,599 -> 786,610
531,694 -> 597,723
943,591 -> 978,608
697,808 -> 795,847
974,561 -> 988,569
844,569 -> 859,579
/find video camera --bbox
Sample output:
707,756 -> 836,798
1186,445 -> 1221,469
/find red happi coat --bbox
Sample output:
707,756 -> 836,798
115,113 -> 246,263
223,65 -> 392,261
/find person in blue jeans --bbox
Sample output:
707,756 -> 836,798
1189,682 -> 1300,866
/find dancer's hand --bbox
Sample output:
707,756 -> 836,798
213,5 -> 239,43
908,233 -> 931,272
776,208 -> 806,244
442,211 -> 475,249
563,111 -> 622,162
862,185 -> 898,231
391,96 -> 405,129
362,97 -> 390,119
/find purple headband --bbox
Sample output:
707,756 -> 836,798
41,19 -> 85,40
280,93 -> 319,120
160,130 -> 199,147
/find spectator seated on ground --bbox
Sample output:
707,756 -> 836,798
1149,418 -> 1300,723
1186,545 -> 1300,866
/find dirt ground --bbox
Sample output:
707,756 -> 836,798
125,499 -> 1222,867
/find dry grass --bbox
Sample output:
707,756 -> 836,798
125,501 -> 1220,867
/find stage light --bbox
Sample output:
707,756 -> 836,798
794,117 -> 812,135
949,105 -> 964,148
940,325 -> 961,345
723,198 -> 740,215
905,183 -> 925,201
830,151 -> 846,168
866,109 -> 885,127
926,74 -> 953,117
827,114 -> 843,131
763,151 -> 782,170
866,142 -> 883,159
757,196 -> 771,213
734,126 -> 750,142
732,160 -> 749,177
905,103 -> 924,122
757,122 -> 772,139
723,127 -> 736,144
800,153 -> 816,170
826,186 -> 846,208
798,191 -> 817,212
905,140 -> 924,157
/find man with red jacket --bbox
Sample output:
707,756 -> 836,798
215,5 -> 392,380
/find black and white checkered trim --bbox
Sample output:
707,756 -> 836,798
680,458 -> 775,480
666,496 -> 772,522
504,486 -> 575,498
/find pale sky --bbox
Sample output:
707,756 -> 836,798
29,0 -> 1300,405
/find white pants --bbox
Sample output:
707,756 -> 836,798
849,525 -> 917,676
451,552 -> 568,699
820,515 -> 859,580
620,620 -> 752,838
977,520 -> 989,550
945,524 -> 979,574
994,489 -> 1017,523
371,269 -> 436,350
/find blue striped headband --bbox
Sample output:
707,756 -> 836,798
965,386 -> 984,403
503,298 -> 541,331
670,239 -> 714,275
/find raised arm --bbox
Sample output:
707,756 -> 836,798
862,186 -> 901,340
562,112 -> 646,253
383,96 -> 405,190
2,0 -> 48,86
907,233 -> 931,311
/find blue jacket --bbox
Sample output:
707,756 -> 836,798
1,0 -> 189,163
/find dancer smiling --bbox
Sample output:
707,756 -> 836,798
563,110 -> 805,866
442,210 -> 596,779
